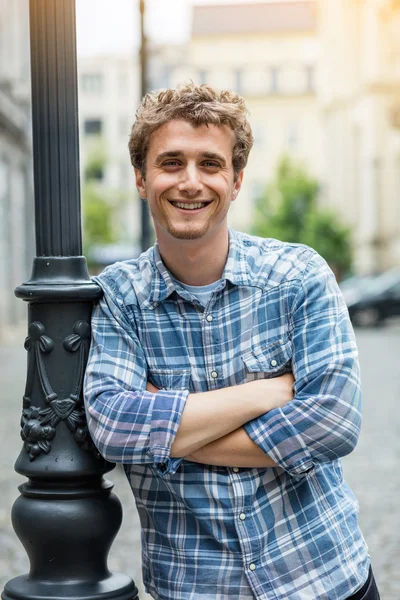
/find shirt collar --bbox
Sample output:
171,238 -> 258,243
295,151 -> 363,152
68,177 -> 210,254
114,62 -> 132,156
144,228 -> 253,309
222,228 -> 252,287
144,243 -> 177,307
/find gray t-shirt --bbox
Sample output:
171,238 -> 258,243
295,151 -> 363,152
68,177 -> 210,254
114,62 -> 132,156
171,276 -> 223,306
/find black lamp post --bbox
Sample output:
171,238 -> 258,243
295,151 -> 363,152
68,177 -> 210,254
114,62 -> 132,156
1,1 -> 138,599
139,0 -> 152,252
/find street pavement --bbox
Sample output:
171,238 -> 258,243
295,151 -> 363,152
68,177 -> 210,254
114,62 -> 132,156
0,321 -> 399,599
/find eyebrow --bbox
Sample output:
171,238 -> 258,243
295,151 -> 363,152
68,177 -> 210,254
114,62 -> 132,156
155,151 -> 184,163
202,152 -> 227,166
155,150 -> 227,166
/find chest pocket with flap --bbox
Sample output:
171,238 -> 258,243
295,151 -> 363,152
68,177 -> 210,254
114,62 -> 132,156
148,368 -> 192,391
242,337 -> 292,381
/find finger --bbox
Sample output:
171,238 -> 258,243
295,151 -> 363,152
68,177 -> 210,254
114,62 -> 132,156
146,382 -> 159,393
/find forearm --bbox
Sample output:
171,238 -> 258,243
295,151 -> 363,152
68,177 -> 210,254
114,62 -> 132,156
186,426 -> 278,468
170,375 -> 293,458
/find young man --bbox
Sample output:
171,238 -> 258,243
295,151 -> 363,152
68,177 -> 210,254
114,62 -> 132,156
84,83 -> 379,600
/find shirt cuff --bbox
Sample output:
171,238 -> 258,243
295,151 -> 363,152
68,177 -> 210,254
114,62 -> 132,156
244,409 -> 314,479
147,388 -> 189,476
150,454 -> 185,476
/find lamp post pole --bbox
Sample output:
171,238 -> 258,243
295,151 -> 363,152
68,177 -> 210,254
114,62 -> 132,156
139,0 -> 152,252
1,1 -> 138,599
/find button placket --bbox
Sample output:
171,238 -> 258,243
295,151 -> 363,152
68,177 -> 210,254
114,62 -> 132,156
229,468 -> 260,588
202,295 -> 221,389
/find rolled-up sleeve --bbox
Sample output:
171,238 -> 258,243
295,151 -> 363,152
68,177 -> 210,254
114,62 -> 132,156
244,253 -> 362,478
83,276 -> 188,475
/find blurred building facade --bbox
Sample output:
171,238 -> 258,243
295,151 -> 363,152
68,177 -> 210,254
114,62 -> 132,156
60,0 -> 400,276
318,0 -> 400,274
78,54 -> 141,251
0,0 -> 34,341
149,1 -> 322,232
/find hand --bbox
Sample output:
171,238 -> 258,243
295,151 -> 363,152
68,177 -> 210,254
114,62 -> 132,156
146,381 -> 160,393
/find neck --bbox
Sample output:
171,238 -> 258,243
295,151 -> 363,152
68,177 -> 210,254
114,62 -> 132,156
156,226 -> 229,286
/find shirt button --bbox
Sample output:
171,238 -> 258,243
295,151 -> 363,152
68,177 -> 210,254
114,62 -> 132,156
206,314 -> 213,322
299,463 -> 314,474
270,359 -> 277,367
211,370 -> 218,379
239,513 -> 246,521
232,467 -> 239,473
249,563 -> 256,571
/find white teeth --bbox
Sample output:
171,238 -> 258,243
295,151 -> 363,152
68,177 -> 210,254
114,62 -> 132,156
172,201 -> 207,210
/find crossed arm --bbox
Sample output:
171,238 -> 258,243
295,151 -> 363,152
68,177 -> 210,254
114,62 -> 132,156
186,427 -> 279,468
146,376 -> 294,468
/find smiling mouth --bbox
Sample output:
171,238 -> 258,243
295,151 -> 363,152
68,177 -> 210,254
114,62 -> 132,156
169,201 -> 210,210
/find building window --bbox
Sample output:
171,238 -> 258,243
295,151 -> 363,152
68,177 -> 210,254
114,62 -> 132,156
287,122 -> 298,149
0,158 -> 8,202
305,66 -> 315,93
234,69 -> 243,94
252,124 -> 265,148
269,67 -> 280,94
118,72 -> 128,95
81,73 -> 103,93
84,119 -> 103,136
119,116 -> 131,138
119,163 -> 130,186
149,64 -> 171,90
198,69 -> 208,85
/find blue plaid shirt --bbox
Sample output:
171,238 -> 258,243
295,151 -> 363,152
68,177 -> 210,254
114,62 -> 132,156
84,229 -> 370,600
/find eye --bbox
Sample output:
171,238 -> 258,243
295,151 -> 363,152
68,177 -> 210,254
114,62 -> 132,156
162,160 -> 181,168
202,161 -> 220,169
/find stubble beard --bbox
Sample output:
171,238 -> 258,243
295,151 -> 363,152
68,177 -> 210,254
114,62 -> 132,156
164,218 -> 210,240
150,203 -> 212,240
150,196 -> 230,241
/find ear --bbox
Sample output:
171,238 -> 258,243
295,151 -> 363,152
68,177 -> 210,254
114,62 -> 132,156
232,170 -> 244,201
134,168 -> 147,199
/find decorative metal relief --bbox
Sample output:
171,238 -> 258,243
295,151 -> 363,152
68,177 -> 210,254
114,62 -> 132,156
21,320 -> 91,461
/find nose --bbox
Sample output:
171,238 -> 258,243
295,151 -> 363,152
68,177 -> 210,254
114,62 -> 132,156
177,164 -> 203,196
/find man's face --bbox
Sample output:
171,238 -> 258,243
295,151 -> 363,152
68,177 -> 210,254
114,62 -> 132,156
135,119 -> 243,243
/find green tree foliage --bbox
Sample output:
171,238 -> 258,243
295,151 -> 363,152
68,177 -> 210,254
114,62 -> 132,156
82,184 -> 117,248
82,142 -> 136,273
252,156 -> 352,278
82,144 -> 116,253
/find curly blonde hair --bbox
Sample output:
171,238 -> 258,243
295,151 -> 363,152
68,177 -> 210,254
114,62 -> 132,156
128,82 -> 253,177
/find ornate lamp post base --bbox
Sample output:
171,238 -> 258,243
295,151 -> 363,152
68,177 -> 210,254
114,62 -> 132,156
2,259 -> 138,600
4,479 -> 136,600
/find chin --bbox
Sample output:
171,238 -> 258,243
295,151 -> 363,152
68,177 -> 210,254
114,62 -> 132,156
167,223 -> 209,240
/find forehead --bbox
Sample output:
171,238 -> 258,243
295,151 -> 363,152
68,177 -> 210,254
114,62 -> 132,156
148,119 -> 235,161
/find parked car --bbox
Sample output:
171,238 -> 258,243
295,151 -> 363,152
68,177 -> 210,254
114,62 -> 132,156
339,274 -> 377,307
345,268 -> 400,326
